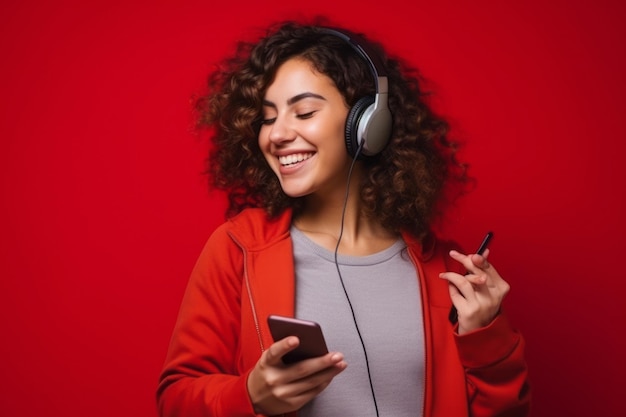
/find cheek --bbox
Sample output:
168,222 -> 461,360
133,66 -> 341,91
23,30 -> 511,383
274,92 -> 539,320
306,114 -> 347,148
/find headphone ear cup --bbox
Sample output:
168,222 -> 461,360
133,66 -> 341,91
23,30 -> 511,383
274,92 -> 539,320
345,96 -> 375,158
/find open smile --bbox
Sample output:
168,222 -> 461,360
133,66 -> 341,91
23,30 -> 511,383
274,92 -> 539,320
278,152 -> 315,167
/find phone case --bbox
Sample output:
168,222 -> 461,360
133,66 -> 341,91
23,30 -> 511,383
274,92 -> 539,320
267,315 -> 329,364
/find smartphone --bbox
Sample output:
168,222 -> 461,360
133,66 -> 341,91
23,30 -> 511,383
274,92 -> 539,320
267,315 -> 329,364
475,231 -> 493,256
448,231 -> 494,324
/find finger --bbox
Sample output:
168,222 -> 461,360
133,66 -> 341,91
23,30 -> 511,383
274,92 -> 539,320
448,250 -> 477,273
470,252 -> 505,288
446,281 -> 467,305
269,360 -> 347,412
286,352 -> 346,380
267,354 -> 347,401
465,272 -> 487,286
286,356 -> 347,395
292,354 -> 347,382
444,281 -> 474,324
440,271 -> 478,300
265,336 -> 300,366
470,253 -> 491,270
449,250 -> 492,277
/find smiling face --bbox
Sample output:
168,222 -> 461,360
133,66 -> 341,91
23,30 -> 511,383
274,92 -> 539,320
258,57 -> 353,199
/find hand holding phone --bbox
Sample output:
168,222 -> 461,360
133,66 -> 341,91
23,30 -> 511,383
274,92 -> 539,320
448,231 -> 493,324
267,315 -> 329,364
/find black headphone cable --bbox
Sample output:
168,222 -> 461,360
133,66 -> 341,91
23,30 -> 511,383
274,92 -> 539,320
333,140 -> 380,417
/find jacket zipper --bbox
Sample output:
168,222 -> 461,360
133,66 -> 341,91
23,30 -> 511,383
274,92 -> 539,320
228,231 -> 265,354
229,231 -> 292,417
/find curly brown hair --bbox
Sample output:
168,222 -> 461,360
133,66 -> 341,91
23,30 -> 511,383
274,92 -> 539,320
196,19 -> 467,240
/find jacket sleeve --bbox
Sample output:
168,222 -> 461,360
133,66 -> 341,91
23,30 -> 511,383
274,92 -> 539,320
156,224 -> 259,417
439,238 -> 531,416
454,314 -> 531,417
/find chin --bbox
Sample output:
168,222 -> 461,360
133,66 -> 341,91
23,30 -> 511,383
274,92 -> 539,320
281,189 -> 310,198
278,182 -> 313,198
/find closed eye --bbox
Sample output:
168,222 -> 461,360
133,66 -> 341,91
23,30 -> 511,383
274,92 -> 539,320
260,117 -> 276,125
297,111 -> 316,120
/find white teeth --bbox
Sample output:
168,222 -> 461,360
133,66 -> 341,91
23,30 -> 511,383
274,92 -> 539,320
278,152 -> 313,166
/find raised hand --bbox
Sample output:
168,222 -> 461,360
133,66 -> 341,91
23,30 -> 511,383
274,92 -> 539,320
439,249 -> 510,335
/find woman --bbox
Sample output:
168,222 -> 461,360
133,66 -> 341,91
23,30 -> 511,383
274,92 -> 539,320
157,20 -> 530,417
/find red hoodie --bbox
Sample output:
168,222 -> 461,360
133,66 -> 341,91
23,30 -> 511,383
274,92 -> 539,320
157,208 -> 530,416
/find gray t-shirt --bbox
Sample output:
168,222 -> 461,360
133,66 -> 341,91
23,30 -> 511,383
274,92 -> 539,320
292,226 -> 425,417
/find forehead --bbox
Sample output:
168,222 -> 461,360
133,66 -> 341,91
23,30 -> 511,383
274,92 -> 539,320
264,58 -> 339,100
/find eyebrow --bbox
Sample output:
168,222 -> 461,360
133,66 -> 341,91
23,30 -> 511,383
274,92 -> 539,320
262,92 -> 326,108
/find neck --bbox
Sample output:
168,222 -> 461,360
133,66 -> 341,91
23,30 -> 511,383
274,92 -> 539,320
294,172 -> 398,255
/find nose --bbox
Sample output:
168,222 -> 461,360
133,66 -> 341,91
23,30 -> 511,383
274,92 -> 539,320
267,115 -> 296,144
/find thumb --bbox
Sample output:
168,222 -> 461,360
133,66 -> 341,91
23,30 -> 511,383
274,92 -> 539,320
265,336 -> 300,365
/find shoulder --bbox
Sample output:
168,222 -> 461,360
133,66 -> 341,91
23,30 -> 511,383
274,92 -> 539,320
191,208 -> 291,277
214,208 -> 293,250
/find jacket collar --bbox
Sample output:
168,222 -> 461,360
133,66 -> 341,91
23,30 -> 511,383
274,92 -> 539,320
226,208 -> 293,250
227,207 -> 434,259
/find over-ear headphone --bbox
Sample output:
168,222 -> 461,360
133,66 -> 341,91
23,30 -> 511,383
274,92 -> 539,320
319,27 -> 393,159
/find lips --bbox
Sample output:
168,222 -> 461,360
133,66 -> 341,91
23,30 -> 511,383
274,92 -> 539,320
278,152 -> 314,166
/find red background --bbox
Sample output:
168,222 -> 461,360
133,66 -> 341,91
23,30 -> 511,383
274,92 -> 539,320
1,1 -> 625,416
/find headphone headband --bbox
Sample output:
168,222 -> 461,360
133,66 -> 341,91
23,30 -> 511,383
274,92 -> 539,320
318,28 -> 388,92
